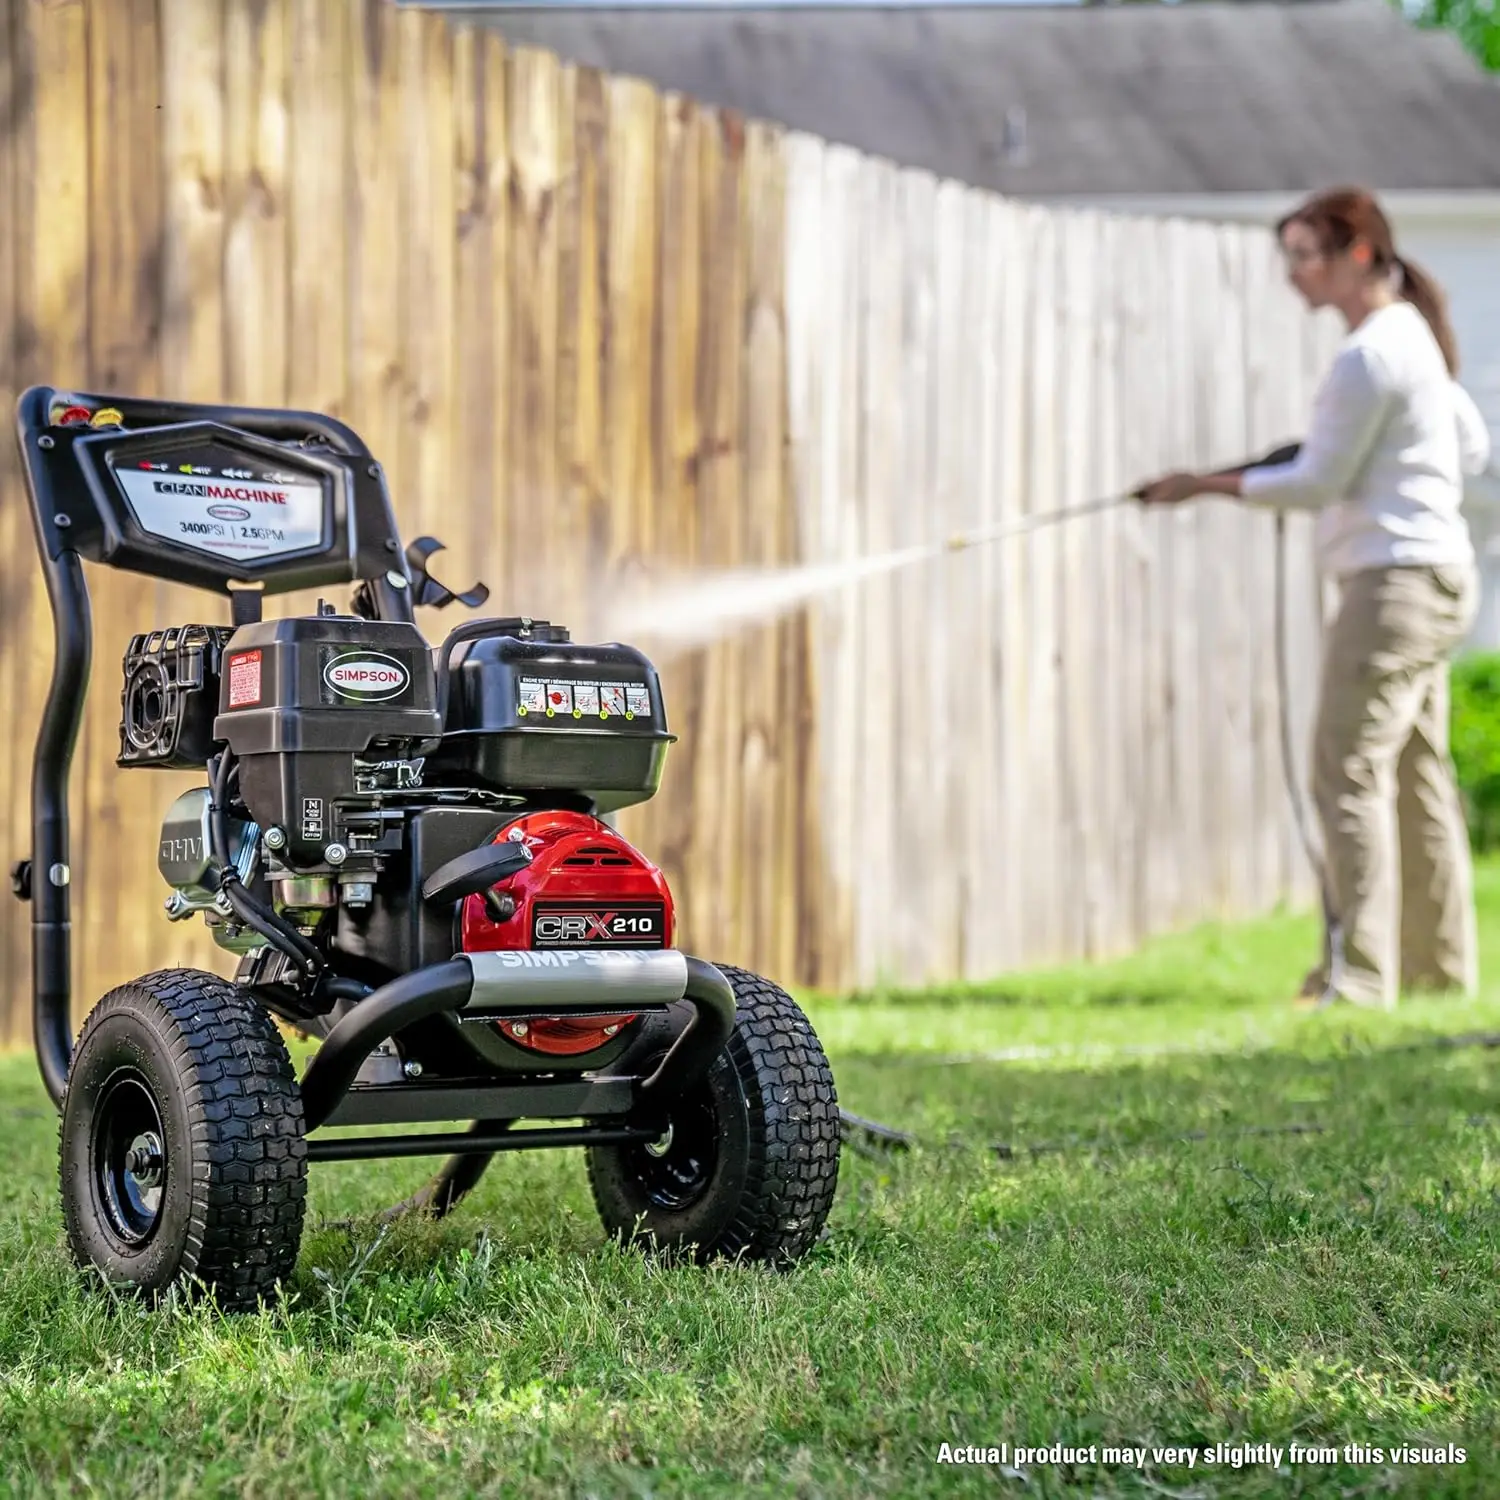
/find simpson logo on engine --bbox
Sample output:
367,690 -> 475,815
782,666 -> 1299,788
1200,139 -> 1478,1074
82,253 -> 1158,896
531,903 -> 666,948
321,651 -> 410,702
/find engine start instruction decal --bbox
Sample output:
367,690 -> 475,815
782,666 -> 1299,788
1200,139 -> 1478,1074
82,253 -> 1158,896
113,459 -> 325,562
518,677 -> 651,722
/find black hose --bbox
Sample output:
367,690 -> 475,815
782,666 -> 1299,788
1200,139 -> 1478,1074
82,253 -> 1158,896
376,1121 -> 512,1221
316,976 -> 374,1006
1272,511 -> 1345,1005
206,752 -> 325,978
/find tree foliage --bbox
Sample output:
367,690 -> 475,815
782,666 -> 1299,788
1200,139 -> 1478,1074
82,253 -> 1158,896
1400,0 -> 1500,71
1450,652 -> 1500,850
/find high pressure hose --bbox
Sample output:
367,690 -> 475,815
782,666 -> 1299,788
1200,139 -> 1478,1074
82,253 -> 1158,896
207,751 -> 325,980
1271,508 -> 1346,1006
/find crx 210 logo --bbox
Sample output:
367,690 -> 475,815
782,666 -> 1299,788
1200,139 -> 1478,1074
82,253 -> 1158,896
532,906 -> 663,947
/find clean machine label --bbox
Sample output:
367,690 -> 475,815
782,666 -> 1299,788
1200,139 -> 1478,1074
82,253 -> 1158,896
114,465 -> 325,562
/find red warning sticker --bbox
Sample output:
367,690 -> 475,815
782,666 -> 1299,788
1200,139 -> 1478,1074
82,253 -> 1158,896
228,650 -> 262,708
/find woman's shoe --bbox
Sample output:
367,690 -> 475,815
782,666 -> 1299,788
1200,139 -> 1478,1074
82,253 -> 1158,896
1293,966 -> 1336,1009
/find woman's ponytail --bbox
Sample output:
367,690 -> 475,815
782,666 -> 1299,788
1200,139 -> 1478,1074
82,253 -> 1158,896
1394,254 -> 1460,376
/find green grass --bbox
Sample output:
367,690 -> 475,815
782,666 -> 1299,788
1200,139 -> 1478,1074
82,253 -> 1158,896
3,870 -> 1500,1498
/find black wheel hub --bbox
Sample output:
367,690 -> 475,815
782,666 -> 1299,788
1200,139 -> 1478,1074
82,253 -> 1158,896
630,1090 -> 719,1210
93,1069 -> 167,1245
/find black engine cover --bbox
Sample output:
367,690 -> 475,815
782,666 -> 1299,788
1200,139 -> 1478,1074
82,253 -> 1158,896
214,614 -> 441,863
334,805 -> 510,976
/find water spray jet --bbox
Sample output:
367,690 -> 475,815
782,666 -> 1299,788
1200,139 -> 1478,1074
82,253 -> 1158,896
599,492 -> 1136,661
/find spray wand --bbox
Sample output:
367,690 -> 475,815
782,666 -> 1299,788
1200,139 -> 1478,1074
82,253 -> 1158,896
938,493 -> 1131,555
936,498 -> 1134,558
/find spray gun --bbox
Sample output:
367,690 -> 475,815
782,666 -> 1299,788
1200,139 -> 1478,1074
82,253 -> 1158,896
939,493 -> 1127,554
938,443 -> 1304,555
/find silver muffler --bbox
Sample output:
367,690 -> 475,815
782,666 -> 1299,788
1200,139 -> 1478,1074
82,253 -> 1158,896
464,948 -> 689,1010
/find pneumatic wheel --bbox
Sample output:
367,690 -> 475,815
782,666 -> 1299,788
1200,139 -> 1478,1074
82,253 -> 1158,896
59,969 -> 307,1311
586,965 -> 840,1266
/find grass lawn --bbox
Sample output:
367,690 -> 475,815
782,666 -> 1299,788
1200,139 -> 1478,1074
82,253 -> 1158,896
3,867 -> 1500,1498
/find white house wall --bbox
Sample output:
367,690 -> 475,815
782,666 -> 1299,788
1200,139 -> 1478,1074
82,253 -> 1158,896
1394,216 -> 1500,648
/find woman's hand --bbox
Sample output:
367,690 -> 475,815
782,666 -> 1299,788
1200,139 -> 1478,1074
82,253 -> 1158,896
1133,471 -> 1202,506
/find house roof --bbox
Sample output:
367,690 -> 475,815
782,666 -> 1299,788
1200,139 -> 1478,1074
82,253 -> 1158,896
438,1 -> 1500,196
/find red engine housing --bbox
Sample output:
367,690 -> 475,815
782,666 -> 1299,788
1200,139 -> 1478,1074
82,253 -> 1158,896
459,810 -> 675,1057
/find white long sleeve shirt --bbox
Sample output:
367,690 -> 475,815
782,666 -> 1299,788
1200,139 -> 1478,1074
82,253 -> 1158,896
1240,300 -> 1491,579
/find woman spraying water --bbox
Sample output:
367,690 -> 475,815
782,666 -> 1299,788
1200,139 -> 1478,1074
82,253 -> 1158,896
1137,187 -> 1492,1010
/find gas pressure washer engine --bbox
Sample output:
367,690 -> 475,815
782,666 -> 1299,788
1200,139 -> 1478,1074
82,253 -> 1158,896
14,388 -> 839,1309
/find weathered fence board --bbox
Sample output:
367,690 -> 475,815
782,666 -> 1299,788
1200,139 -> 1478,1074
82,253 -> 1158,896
1092,213 -> 1130,958
83,0 -> 162,994
692,106 -> 749,964
992,199 -> 1033,973
958,187 -> 1004,977
1026,207 -> 1066,966
1056,209 -> 1100,957
0,0 -> 24,1037
738,121 -> 789,978
600,72 -> 662,875
14,0 -> 95,1030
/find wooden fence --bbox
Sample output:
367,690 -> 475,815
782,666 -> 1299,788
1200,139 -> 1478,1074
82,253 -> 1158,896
0,0 -> 1336,1041
785,143 -> 1343,986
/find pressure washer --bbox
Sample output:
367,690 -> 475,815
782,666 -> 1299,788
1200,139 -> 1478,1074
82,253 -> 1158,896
13,387 -> 842,1309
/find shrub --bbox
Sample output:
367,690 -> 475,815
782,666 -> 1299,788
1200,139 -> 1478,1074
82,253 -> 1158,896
1450,651 -> 1500,850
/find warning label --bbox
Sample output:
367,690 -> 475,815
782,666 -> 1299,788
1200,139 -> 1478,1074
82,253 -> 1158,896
227,650 -> 262,708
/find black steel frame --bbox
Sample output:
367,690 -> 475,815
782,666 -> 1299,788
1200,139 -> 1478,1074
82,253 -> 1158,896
297,953 -> 736,1134
306,1125 -> 659,1164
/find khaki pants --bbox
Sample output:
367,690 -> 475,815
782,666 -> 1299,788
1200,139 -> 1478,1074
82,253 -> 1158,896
1311,561 -> 1480,1008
